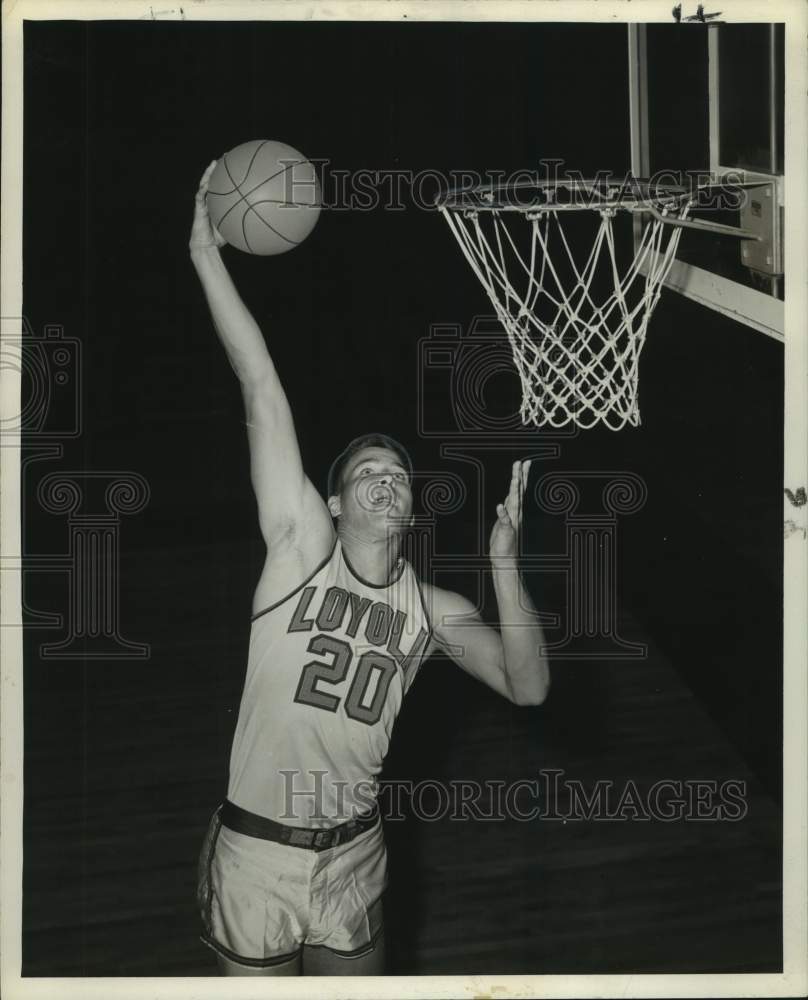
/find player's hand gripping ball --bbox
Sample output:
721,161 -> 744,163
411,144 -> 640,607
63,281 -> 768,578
205,140 -> 321,255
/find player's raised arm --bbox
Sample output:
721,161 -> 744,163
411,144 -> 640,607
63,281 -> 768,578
189,162 -> 330,550
426,460 -> 549,706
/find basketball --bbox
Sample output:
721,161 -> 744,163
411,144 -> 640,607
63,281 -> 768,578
206,140 -> 321,255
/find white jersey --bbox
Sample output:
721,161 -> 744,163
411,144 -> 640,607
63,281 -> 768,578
227,539 -> 431,828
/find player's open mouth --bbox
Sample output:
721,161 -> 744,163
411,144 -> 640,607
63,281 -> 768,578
369,484 -> 395,507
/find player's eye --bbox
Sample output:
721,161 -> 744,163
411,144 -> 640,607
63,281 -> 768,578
394,472 -> 407,481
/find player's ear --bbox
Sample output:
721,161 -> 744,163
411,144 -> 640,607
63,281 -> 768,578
327,494 -> 341,518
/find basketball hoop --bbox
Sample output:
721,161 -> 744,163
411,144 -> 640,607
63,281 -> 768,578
435,178 -> 697,431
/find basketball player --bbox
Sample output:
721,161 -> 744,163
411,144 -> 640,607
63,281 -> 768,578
190,161 -> 550,977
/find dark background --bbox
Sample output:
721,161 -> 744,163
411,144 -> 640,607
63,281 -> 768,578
21,20 -> 782,976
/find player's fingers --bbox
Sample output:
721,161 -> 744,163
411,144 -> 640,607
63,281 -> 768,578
520,459 -> 531,496
507,461 -> 521,504
514,459 -> 528,508
200,159 -> 217,185
196,161 -> 217,201
496,502 -> 511,524
503,494 -> 520,528
512,501 -> 524,527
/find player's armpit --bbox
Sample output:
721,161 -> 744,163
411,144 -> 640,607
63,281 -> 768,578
252,523 -> 334,618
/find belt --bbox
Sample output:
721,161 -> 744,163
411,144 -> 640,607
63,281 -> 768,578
221,799 -> 379,852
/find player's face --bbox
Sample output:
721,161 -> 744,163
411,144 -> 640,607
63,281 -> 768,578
337,447 -> 413,530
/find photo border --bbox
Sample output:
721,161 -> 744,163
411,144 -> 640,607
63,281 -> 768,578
2,2 -> 805,998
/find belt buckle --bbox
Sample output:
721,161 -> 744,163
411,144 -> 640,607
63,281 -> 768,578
314,830 -> 333,849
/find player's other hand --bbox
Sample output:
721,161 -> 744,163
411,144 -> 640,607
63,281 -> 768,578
489,459 -> 531,561
189,161 -> 227,251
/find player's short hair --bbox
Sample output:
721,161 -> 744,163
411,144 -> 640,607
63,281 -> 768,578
327,433 -> 412,499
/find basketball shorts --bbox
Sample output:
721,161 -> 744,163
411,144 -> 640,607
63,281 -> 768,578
197,806 -> 387,968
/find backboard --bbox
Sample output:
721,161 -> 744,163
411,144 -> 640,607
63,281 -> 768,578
628,22 -> 785,341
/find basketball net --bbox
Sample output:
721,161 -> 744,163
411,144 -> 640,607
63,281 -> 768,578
438,196 -> 691,431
